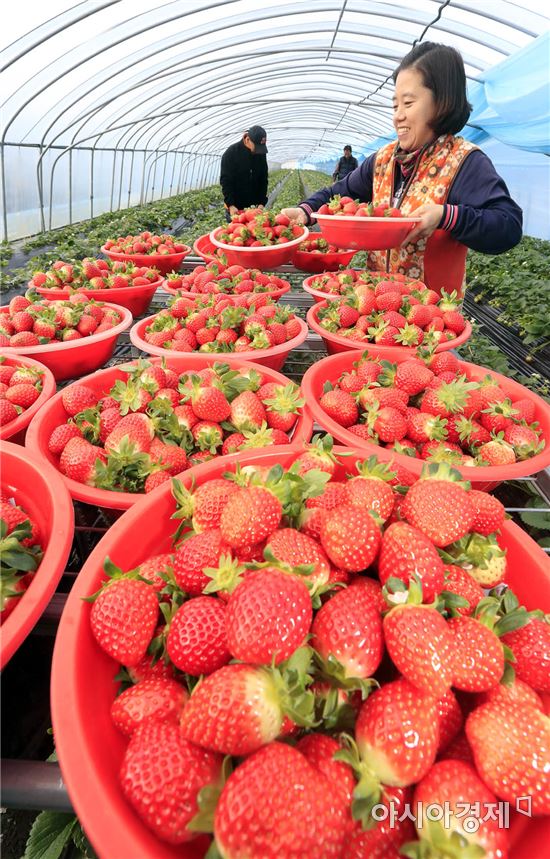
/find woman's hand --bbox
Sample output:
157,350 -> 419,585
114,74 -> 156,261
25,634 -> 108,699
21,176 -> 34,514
402,204 -> 444,245
279,207 -> 307,225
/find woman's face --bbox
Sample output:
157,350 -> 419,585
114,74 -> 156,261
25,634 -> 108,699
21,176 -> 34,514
393,68 -> 437,151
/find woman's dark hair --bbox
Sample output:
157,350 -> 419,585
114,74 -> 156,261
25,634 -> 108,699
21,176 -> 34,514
393,42 -> 472,135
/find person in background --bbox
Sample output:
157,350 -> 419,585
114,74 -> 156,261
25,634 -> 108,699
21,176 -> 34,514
220,126 -> 269,222
332,145 -> 358,181
281,43 -> 522,295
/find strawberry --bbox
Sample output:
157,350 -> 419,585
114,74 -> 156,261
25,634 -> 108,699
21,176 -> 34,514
188,382 -> 231,422
0,399 -> 19,424
476,676 -> 544,712
59,437 -> 106,484
144,470 -> 171,493
378,522 -> 445,602
294,435 -> 338,476
511,397 -> 536,423
502,617 -> 550,693
10,331 -> 40,346
229,390 -> 266,430
148,438 -> 187,475
180,478 -> 240,532
0,501 -> 41,546
213,742 -> 348,859
347,786 -> 415,858
394,359 -> 434,395
311,584 -> 383,679
134,553 -> 173,591
47,422 -> 83,455
444,533 -> 507,587
503,423 -> 544,459
262,382 -> 304,432
371,405 -> 407,443
167,595 -> 230,675
477,438 -> 516,465
468,489 -> 505,535
61,384 -> 98,417
172,529 -> 227,594
220,486 -> 282,548
466,700 -> 550,815
400,465 -> 475,547
111,678 -> 188,737
441,564 -> 484,616
436,688 -> 463,752
319,504 -> 381,572
344,475 -> 395,522
406,412 -> 447,445
383,600 -> 455,697
104,413 -> 154,454
448,615 -> 504,692
90,576 -> 159,666
265,527 -> 331,590
319,389 -> 358,427
412,759 -> 509,858
121,720 -> 222,844
225,568 -> 312,665
4,384 -> 40,409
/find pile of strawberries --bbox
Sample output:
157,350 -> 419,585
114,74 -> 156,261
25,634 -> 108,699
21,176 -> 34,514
103,231 -> 187,256
0,494 -> 43,623
315,280 -> 467,348
0,295 -> 124,348
298,237 -> 343,254
87,450 -> 550,855
307,268 -> 422,297
141,294 -> 303,354
0,359 -> 45,428
165,262 -> 290,296
318,351 -> 545,467
216,207 -> 305,247
29,258 -> 161,292
317,196 -> 405,217
47,360 -> 306,493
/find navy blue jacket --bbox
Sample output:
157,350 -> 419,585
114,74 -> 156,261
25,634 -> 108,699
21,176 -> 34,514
301,148 -> 522,254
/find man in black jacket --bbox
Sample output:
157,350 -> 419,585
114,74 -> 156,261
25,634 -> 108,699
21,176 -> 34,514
332,145 -> 358,181
220,126 -> 269,219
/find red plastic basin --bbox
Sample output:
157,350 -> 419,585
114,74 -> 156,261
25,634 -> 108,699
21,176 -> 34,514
25,356 -> 313,511
292,245 -> 356,273
302,350 -> 550,491
101,245 -> 191,276
51,444 -> 550,859
1,440 -> 74,669
130,314 -> 308,372
34,279 -> 163,317
314,213 -> 421,250
0,303 -> 133,382
209,227 -> 309,270
193,234 -> 222,263
161,282 -> 291,301
0,354 -> 57,444
307,300 -> 472,357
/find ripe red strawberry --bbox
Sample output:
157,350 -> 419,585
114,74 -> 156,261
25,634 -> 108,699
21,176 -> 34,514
225,568 -> 312,665
296,732 -> 354,817
11,311 -> 34,332
144,471 -> 171,493
167,595 -> 230,675
266,527 -> 331,589
134,552 -> 173,591
90,577 -> 159,666
9,295 -> 31,314
121,719 -> 222,843
441,564 -> 484,616
394,359 -> 434,395
412,759 -> 509,857
383,603 -> 455,697
372,405 -> 407,443
61,384 -> 98,417
466,700 -> 550,815
220,486 -> 282,548
187,478 -> 240,531
111,678 -> 188,737
294,436 -> 338,476
262,383 -> 304,432
406,411 -> 447,445
0,501 -> 41,545
436,688 -> 463,752
448,615 -> 504,692
47,422 -> 82,455
319,504 -> 381,572
468,489 -> 505,535
149,438 -> 187,475
344,475 -> 395,522
172,529 -> 227,594
10,331 -> 40,346
502,617 -> 550,693
0,400 -> 19,425
312,585 -> 383,679
5,383 -> 40,409
503,423 -> 543,458
188,383 -> 231,422
476,676 -> 544,712
511,397 -> 536,423
401,470 -> 475,547
355,678 -> 440,786
319,389 -> 358,427
477,438 -> 516,465
229,390 -> 267,430
59,437 -> 106,484
378,522 -> 445,602
104,412 -> 154,454
347,786 -> 414,858
214,742 -> 348,859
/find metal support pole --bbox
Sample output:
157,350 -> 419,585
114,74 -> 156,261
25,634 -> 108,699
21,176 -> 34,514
1,761 -> 73,813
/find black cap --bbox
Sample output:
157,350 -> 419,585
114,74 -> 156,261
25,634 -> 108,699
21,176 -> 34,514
344,145 -> 352,151
247,125 -> 268,154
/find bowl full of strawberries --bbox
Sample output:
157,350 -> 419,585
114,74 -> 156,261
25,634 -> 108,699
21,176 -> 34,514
28,258 -> 164,316
130,293 -> 308,372
0,353 -> 57,444
302,349 -> 550,491
193,233 -> 225,264
313,197 -> 421,250
302,269 -> 422,303
162,262 -> 291,301
210,208 -> 308,269
102,232 -> 191,275
0,295 -> 132,381
51,441 -> 550,858
292,236 -> 356,273
25,356 -> 313,510
307,286 -> 472,357
1,440 -> 73,668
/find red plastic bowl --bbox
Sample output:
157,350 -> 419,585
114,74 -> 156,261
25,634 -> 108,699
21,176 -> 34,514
314,213 -> 420,251
101,245 -> 191,276
292,245 -> 356,273
1,440 -> 74,669
307,300 -> 472,357
51,443 -> 550,859
161,281 -> 291,301
25,356 -> 313,511
0,303 -> 133,382
209,227 -> 309,270
0,354 -> 57,444
34,279 -> 163,317
302,350 -> 550,491
130,314 -> 308,372
193,234 -> 222,263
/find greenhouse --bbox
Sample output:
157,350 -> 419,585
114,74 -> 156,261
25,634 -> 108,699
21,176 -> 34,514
1,2 -> 550,858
